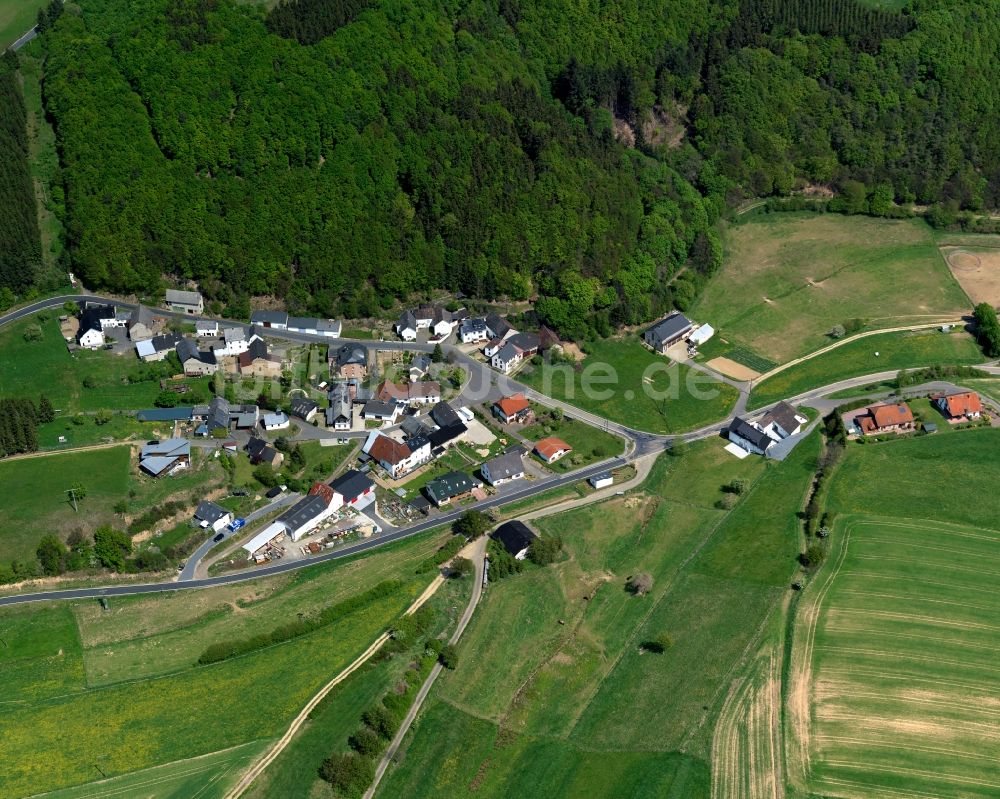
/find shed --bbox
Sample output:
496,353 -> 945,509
589,472 -> 613,490
491,520 -> 537,560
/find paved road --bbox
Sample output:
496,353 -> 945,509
178,492 -> 301,581
364,536 -> 488,799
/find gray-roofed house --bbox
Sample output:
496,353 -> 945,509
760,401 -> 808,441
481,449 -> 526,486
290,398 -> 319,422
408,354 -> 432,381
643,312 -> 695,353
401,415 -> 432,439
491,520 -> 537,560
424,471 -> 476,506
490,332 -> 539,373
139,439 -> 191,477
485,313 -> 514,341
247,436 -> 284,467
165,289 -> 204,315
194,501 -> 232,532
75,305 -> 116,349
727,417 -> 774,456
326,383 -> 353,430
363,399 -> 402,423
127,304 -> 161,341
177,339 -> 217,376
250,310 -> 288,329
431,401 -> 462,429
332,343 -> 368,379
459,318 -> 490,344
135,332 -> 183,362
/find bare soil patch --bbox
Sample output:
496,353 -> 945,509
942,246 -> 1000,305
706,357 -> 761,381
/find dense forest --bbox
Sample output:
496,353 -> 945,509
21,0 -> 1000,336
0,52 -> 42,304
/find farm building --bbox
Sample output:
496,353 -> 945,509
139,439 -> 191,477
165,289 -> 204,315
134,332 -> 183,362
127,305 -> 162,341
250,310 -> 288,329
760,401 -> 808,440
589,472 -> 613,490
643,312 -> 695,353
330,469 -> 376,509
689,324 -> 715,346
290,398 -> 319,422
491,520 -> 537,560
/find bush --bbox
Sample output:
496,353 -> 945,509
362,704 -> 399,740
626,572 -> 653,596
449,556 -> 474,578
438,644 -> 459,669
318,752 -> 373,796
36,534 -> 67,576
415,535 -> 466,574
527,534 -> 562,566
799,543 -> 826,568
452,509 -> 489,539
640,633 -> 673,654
715,493 -> 738,510
485,538 -> 522,580
726,478 -> 749,495
348,727 -> 383,758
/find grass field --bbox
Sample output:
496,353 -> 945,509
378,436 -> 818,797
748,329 -> 984,409
517,338 -> 739,434
787,515 -> 1000,798
693,215 -> 970,364
0,527 -> 450,797
0,0 -> 45,50
519,416 -> 624,471
0,316 -> 210,413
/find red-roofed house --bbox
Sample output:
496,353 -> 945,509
933,390 -> 983,421
857,402 -> 915,435
493,394 -> 533,424
534,436 -> 572,464
363,431 -> 430,478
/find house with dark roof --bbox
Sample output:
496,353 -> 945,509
290,397 -> 319,422
428,422 -> 467,450
643,312 -> 695,353
134,332 -> 183,362
481,449 -> 526,486
424,471 -> 476,506
491,520 -> 537,560
250,310 -> 288,329
760,401 -> 809,440
76,305 -> 117,348
326,383 -> 353,430
194,501 -> 232,532
238,338 -> 281,377
363,399 -> 403,424
246,436 -> 284,467
401,415 -> 432,439
484,313 -> 514,341
408,354 -> 433,382
933,390 -> 983,421
395,305 -> 467,341
330,469 -> 375,509
491,332 -> 539,373
177,339 -> 217,376
331,343 -> 368,379
431,401 -> 462,429
196,320 -> 219,337
275,486 -> 337,541
726,417 -> 774,456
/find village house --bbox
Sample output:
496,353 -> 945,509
491,520 -> 537,560
193,501 -> 232,533
331,343 -> 368,380
459,318 -> 490,344
325,383 -> 353,430
395,305 -> 468,341
238,338 -> 282,377
213,326 -> 260,358
932,390 -> 983,421
408,354 -> 432,382
195,320 -> 219,337
481,448 -> 526,486
246,436 -> 284,467
855,402 -> 915,436
165,289 -> 204,315
484,313 -> 514,342
363,431 -> 429,478
726,417 -> 774,456
493,394 -> 533,425
127,305 -> 162,341
491,332 -> 540,374
424,471 -> 476,506
534,437 -> 572,464
139,439 -> 191,477
134,332 -> 183,362
643,312 -> 695,354
363,399 -> 403,424
290,397 -> 319,423
376,380 -> 441,406
262,411 -> 290,431
176,339 -> 217,376
75,305 -> 116,349
760,401 -> 809,440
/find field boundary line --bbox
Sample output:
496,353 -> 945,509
224,575 -> 444,799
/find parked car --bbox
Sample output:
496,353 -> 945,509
213,532 -> 225,542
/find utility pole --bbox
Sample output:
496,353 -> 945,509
67,487 -> 78,513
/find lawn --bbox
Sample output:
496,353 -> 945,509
517,338 -> 739,434
0,0 -> 45,50
36,413 -> 164,449
748,329 -> 985,409
378,436 -> 818,795
692,215 -> 970,364
786,515 -> 1000,799
0,316 -> 211,412
0,525 -> 452,797
519,416 -> 625,471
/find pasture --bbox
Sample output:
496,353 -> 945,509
519,416 -> 624,471
0,0 -> 45,50
787,515 -> 1000,798
0,527 -> 448,797
941,245 -> 1000,306
517,337 -> 739,433
377,437 -> 818,796
748,329 -> 984,409
693,215 -> 970,364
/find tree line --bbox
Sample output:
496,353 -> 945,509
0,396 -> 53,457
